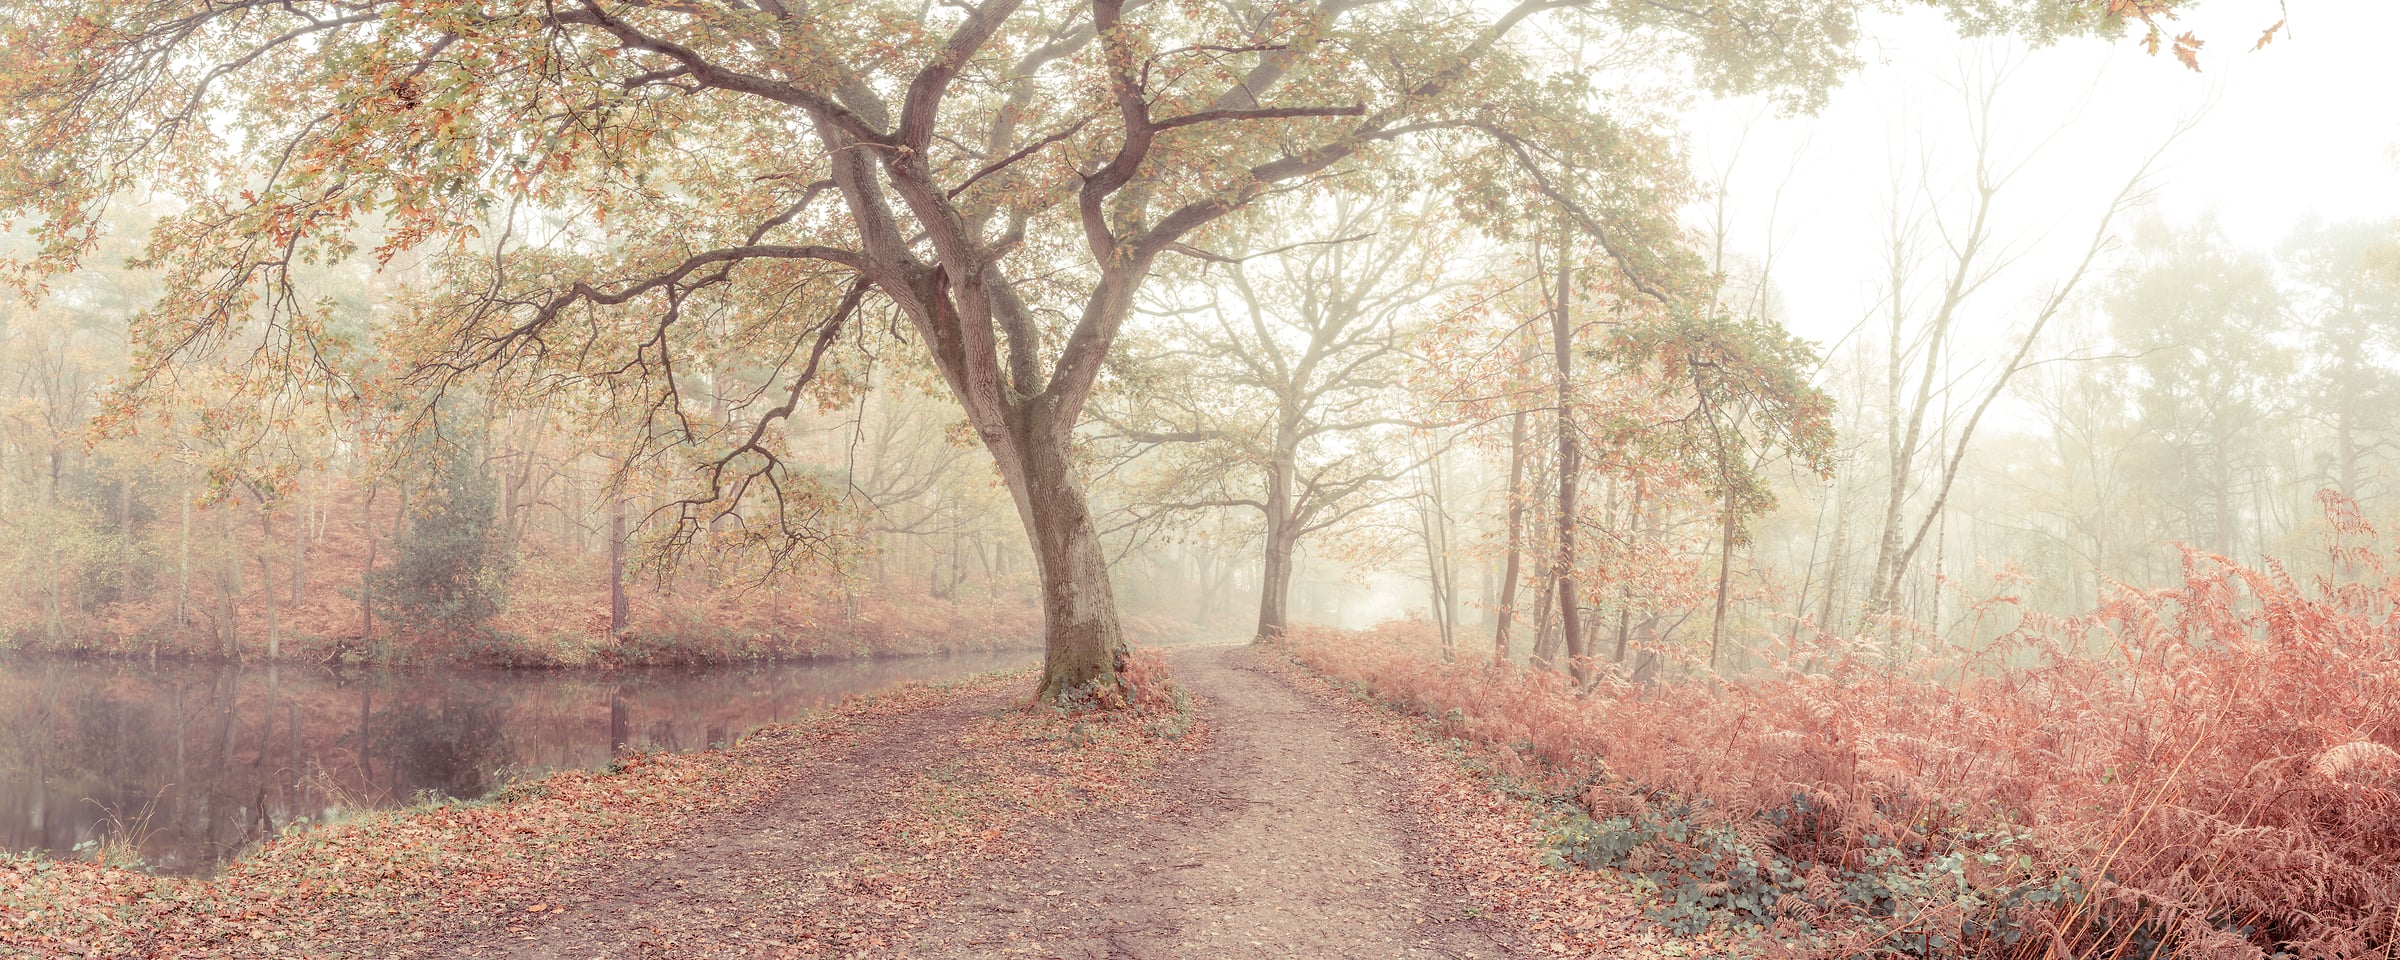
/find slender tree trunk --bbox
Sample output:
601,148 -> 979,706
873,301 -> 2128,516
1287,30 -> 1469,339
43,448 -> 63,643
257,513 -> 280,661
218,511 -> 241,660
1551,228 -> 1587,686
1421,500 -> 1448,645
1708,496 -> 1736,669
1528,441 -> 1560,670
608,497 -> 629,636
1821,492 -> 1848,639
1414,441 -> 1459,659
360,484 -> 377,647
2338,405 -> 2359,499
289,494 -> 308,607
1493,333 -> 1533,664
2213,434 -> 2234,556
1430,449 -> 1458,662
1613,476 -> 1645,663
1929,497 -> 1949,652
177,478 -> 192,631
260,664 -> 279,828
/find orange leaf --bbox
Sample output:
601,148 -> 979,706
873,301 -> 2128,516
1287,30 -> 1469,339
2255,19 -> 2286,50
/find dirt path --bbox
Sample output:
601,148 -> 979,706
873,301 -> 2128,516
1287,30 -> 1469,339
423,683 -> 1018,960
909,645 -> 1521,959
425,645 -> 1530,959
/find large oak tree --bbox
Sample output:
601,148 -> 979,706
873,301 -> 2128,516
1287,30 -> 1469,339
0,0 -> 2173,698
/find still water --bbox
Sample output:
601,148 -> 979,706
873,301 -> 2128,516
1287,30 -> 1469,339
0,649 -> 1038,874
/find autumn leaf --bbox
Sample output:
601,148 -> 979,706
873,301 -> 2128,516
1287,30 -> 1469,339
2255,19 -> 2286,50
2174,31 -> 2205,71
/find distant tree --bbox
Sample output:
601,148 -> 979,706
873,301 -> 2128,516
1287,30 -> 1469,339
374,429 -> 513,648
1104,196 -> 1442,642
1419,234 -> 1831,678
2105,215 -> 2292,558
1856,58 -> 2185,628
2281,219 -> 2400,506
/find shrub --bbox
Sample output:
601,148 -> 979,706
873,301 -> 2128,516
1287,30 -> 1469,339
373,435 -> 512,647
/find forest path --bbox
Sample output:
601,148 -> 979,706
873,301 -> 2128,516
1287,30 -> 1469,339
425,645 -> 1527,959
424,680 -> 1021,960
906,645 -> 1520,959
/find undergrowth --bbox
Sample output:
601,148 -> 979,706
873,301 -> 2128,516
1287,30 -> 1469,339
1281,494 -> 2400,959
1041,647 -> 1195,740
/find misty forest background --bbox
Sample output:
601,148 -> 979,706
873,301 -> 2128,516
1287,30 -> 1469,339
5,82 -> 2394,674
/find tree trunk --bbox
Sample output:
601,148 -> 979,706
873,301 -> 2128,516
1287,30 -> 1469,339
360,484 -> 377,647
257,513 -> 280,661
218,511 -> 241,660
2338,405 -> 2359,498
1928,495 -> 1949,652
608,497 -> 629,636
1550,227 -> 1587,686
1493,331 -> 1532,665
1255,453 -> 1296,642
2213,433 -> 2235,556
1527,440 -> 1560,671
1615,478 -> 1647,663
1256,534 -> 1295,643
177,479 -> 192,631
1820,494 -> 1848,639
1006,411 -> 1129,702
1423,444 -> 1458,661
43,447 -> 63,643
289,487 -> 308,607
1422,507 -> 1453,656
1708,496 -> 1736,669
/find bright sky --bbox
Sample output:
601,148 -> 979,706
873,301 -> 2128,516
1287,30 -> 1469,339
1686,0 -> 2400,350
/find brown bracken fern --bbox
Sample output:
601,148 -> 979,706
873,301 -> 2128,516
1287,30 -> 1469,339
1287,491 -> 2400,958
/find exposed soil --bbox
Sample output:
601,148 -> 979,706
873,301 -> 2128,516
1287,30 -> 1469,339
908,645 -> 1521,960
416,683 -> 1023,959
422,645 -> 1536,959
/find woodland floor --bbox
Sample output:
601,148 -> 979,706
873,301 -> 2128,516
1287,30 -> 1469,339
421,645 -> 1542,960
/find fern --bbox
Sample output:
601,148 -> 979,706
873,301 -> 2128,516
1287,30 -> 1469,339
1286,493 -> 2400,958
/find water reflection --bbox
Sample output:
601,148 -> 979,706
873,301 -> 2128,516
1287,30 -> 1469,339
0,650 -> 1037,874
